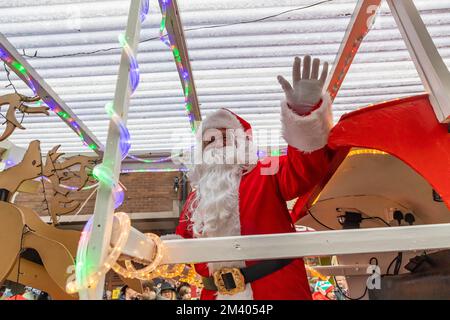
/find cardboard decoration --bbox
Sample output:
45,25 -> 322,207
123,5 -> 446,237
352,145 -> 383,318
41,144 -> 98,223
0,202 -> 79,298
0,202 -> 22,282
6,258 -> 75,300
16,180 -> 41,194
0,201 -> 143,298
43,145 -> 69,196
0,93 -> 49,141
52,153 -> 98,191
48,193 -> 80,225
0,139 -> 140,299
0,140 -> 42,201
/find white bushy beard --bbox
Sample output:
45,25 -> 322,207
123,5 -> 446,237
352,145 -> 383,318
186,139 -> 256,300
188,144 -> 243,238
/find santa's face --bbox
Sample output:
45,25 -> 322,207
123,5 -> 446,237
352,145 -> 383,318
185,128 -> 249,238
202,128 -> 228,151
200,127 -> 256,166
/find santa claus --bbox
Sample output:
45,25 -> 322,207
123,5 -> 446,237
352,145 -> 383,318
175,55 -> 333,300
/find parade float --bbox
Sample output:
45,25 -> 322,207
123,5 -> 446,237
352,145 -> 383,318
0,0 -> 448,300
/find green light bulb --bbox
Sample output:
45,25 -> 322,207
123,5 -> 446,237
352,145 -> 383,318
118,34 -> 127,48
105,102 -> 114,116
271,149 -> 281,156
12,61 -> 26,74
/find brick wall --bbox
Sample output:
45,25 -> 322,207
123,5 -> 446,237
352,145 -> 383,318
14,172 -> 185,218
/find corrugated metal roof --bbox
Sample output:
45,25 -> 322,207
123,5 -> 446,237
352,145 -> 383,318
0,0 -> 449,154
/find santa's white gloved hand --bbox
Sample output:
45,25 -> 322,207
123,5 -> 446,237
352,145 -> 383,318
277,55 -> 329,115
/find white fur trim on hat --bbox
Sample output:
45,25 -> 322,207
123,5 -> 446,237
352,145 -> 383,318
202,109 -> 243,131
281,93 -> 333,153
159,234 -> 183,240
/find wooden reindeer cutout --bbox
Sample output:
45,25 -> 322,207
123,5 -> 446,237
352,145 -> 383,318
0,201 -> 79,298
42,144 -> 98,224
0,141 -> 141,299
0,93 -> 49,141
0,140 -> 97,298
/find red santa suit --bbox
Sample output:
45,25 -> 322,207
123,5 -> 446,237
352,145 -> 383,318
176,94 -> 333,300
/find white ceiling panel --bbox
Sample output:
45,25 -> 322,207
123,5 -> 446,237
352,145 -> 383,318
0,0 -> 449,153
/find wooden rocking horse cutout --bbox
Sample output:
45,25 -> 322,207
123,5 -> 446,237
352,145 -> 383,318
0,140 -> 143,299
0,140 -> 99,299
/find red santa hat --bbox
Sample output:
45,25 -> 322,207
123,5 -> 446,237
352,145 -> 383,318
201,108 -> 252,137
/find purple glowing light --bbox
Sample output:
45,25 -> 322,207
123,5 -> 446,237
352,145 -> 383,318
140,0 -> 150,23
113,184 -> 125,209
128,55 -> 140,94
121,167 -> 187,173
27,77 -> 37,95
257,150 -> 267,158
46,101 -> 56,111
118,34 -> 140,94
0,48 -> 8,60
119,123 -> 131,160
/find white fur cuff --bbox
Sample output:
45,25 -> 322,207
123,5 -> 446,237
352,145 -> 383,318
281,93 -> 333,153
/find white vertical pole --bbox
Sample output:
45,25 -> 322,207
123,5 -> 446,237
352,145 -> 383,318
387,0 -> 450,123
79,0 -> 143,300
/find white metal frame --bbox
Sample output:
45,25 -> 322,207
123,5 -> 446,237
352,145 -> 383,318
387,0 -> 450,123
79,0 -> 144,300
112,222 -> 450,265
326,0 -> 450,123
323,0 -> 382,100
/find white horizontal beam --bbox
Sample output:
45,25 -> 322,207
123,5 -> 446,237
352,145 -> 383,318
113,223 -> 450,265
41,209 -> 180,224
161,224 -> 450,264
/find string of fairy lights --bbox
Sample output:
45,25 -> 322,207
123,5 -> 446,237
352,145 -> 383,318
1,46 -> 102,152
69,0 -> 291,292
68,0 -> 152,294
67,0 -> 202,294
0,49 -> 37,96
159,0 -> 196,132
0,0 -> 337,170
